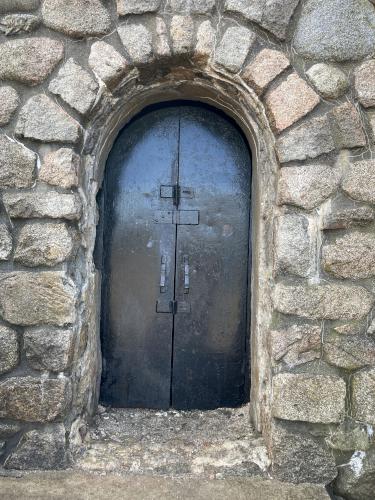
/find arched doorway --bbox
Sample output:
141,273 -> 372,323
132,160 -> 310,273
99,102 -> 252,410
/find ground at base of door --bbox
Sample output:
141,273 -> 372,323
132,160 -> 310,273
75,405 -> 270,477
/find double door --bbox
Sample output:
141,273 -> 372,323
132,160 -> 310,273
100,104 -> 251,410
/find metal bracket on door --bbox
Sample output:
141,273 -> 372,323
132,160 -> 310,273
156,300 -> 191,314
153,210 -> 199,225
160,185 -> 194,206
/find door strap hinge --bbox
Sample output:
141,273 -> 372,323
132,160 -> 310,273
160,185 -> 194,205
156,300 -> 191,314
153,210 -> 199,225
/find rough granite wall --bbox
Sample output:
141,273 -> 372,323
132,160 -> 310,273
0,0 -> 375,497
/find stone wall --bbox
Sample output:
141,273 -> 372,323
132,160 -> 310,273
0,0 -> 375,496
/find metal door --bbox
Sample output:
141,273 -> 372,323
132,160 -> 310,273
100,103 -> 251,410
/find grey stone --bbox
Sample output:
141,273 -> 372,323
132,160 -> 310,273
242,49 -> 290,95
276,116 -> 335,163
352,367 -> 375,425
0,14 -> 40,35
214,26 -> 255,73
0,224 -> 12,260
24,327 -> 74,372
0,86 -> 19,126
0,423 -> 21,439
322,195 -> 375,230
155,17 -> 171,58
0,326 -> 19,375
195,20 -> 214,63
327,421 -> 374,452
368,111 -> 375,142
293,0 -> 375,62
0,38 -> 63,86
272,373 -> 346,423
278,164 -> 340,210
16,95 -> 81,144
170,15 -> 195,55
4,425 -> 67,470
354,59 -> 375,108
0,376 -> 71,422
3,190 -> 82,221
118,24 -> 153,64
274,213 -> 312,277
335,449 -> 375,500
117,0 -> 161,15
89,41 -> 129,89
42,0 -> 111,38
0,0 -> 39,12
224,0 -> 299,40
273,283 -> 374,321
49,59 -> 98,116
265,73 -> 320,133
323,232 -> 375,279
271,422 -> 338,484
342,160 -> 375,204
40,148 -> 79,189
0,135 -> 36,189
306,63 -> 348,99
0,272 -> 77,326
270,324 -> 321,369
14,222 -> 75,267
323,333 -> 375,370
329,102 -> 366,149
168,0 -> 215,13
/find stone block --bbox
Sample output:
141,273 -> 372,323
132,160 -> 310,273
327,421 -> 373,452
0,135 -> 36,189
4,424 -> 67,470
293,0 -> 375,62
0,326 -> 19,375
16,95 -> 81,144
214,26 -> 255,73
0,224 -> 12,260
0,0 -> 39,12
155,17 -> 171,58
330,102 -> 366,149
0,376 -> 71,422
306,63 -> 348,99
368,111 -> 375,142
323,333 -> 375,371
270,422 -> 338,484
276,115 -> 335,163
117,0 -> 161,15
0,14 -> 40,36
170,15 -> 195,55
89,42 -> 128,89
168,0 -> 215,13
24,327 -> 74,372
272,373 -> 346,423
0,423 -> 21,439
322,195 -> 375,230
277,164 -> 340,210
194,20 -> 214,63
0,86 -> 19,126
274,213 -> 312,277
3,190 -> 82,221
40,148 -> 79,189
335,449 -> 375,500
224,0 -> 299,40
352,367 -> 375,425
0,272 -> 77,326
118,23 -> 153,64
354,59 -> 375,108
323,232 -> 375,279
242,49 -> 290,95
342,160 -> 375,204
0,38 -> 63,86
49,59 -> 98,116
42,0 -> 111,38
270,324 -> 321,368
265,73 -> 320,133
14,222 -> 75,267
273,283 -> 374,321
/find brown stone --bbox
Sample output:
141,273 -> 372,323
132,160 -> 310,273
194,20 -> 214,63
352,367 -> 375,425
242,49 -> 290,94
0,326 -> 19,375
24,327 -> 74,372
270,324 -> 321,368
40,148 -> 79,189
0,272 -> 77,326
89,42 -> 128,89
265,73 -> 320,133
0,377 -> 71,423
330,102 -> 366,149
0,135 -> 36,188
272,373 -> 346,423
354,59 -> 375,108
342,160 -> 375,204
